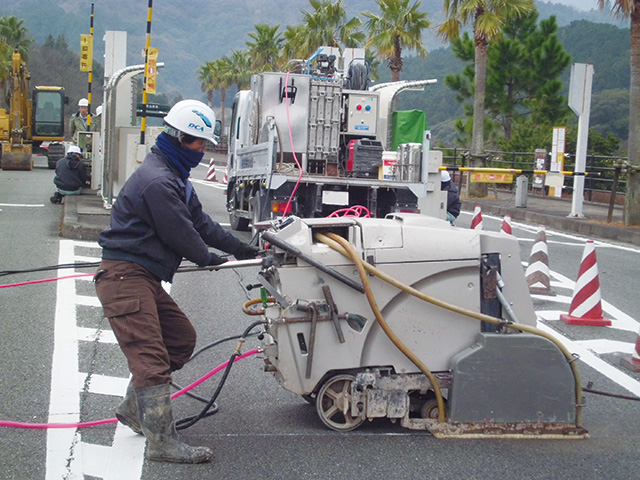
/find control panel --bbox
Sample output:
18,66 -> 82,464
344,91 -> 378,135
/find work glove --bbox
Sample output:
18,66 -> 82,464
234,242 -> 260,261
208,252 -> 228,267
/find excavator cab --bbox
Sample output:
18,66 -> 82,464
33,87 -> 67,169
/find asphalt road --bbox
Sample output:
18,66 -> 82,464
1,157 -> 639,480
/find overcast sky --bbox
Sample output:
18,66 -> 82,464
550,0 -> 598,11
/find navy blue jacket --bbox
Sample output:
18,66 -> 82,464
441,180 -> 461,218
99,146 -> 241,282
54,154 -> 88,191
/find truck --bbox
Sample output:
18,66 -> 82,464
225,47 -> 443,232
1,51 -> 67,170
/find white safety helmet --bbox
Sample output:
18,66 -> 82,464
68,145 -> 82,155
95,105 -> 103,116
164,100 -> 217,143
441,170 -> 451,182
78,98 -> 89,107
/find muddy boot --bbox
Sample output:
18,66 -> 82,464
115,379 -> 142,434
49,192 -> 63,204
136,384 -> 213,464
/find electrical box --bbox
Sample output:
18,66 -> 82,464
344,90 -> 378,135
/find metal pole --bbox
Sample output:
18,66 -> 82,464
607,165 -> 621,223
140,0 -> 153,145
87,3 -> 94,128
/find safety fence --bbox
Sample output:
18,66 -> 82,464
434,147 -> 628,206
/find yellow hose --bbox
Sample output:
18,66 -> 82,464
316,232 -> 583,428
319,233 -> 447,422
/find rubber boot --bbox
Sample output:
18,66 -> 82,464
115,379 -> 142,434
49,192 -> 63,204
136,384 -> 213,464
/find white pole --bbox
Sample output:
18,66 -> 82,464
568,63 -> 594,218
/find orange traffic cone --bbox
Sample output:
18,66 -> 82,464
501,215 -> 513,235
525,226 -> 555,296
206,158 -> 218,182
560,240 -> 611,326
470,205 -> 483,230
621,327 -> 640,372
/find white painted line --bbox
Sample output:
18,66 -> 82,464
79,373 -> 128,397
46,239 -> 83,479
77,327 -> 117,344
102,425 -> 146,480
80,441 -> 112,479
578,339 -> 635,355
74,255 -> 101,263
0,203 -> 45,207
76,295 -> 102,307
73,240 -> 100,249
537,322 -> 640,397
191,177 -> 226,190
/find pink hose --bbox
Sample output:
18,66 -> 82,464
0,273 -> 95,289
0,348 -> 260,429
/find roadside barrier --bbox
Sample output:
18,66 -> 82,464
470,205 -> 483,230
560,240 -> 611,326
206,158 -> 217,182
501,215 -> 513,235
525,226 -> 555,296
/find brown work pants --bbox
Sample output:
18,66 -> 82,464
94,260 -> 196,389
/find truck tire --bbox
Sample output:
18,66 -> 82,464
229,210 -> 250,231
47,143 -> 66,169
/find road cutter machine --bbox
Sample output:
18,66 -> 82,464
253,214 -> 587,438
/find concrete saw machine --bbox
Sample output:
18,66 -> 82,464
251,214 -> 587,438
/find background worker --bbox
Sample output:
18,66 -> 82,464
91,105 -> 102,132
50,145 -> 88,204
441,170 -> 461,224
94,100 -> 258,464
69,97 -> 89,144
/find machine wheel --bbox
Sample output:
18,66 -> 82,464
420,398 -> 445,420
316,374 -> 365,432
301,393 -> 316,405
229,209 -> 250,231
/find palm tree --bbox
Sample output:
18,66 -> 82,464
598,0 -> 640,226
299,0 -> 364,53
0,16 -> 32,61
226,50 -> 252,91
363,0 -> 430,83
246,24 -> 284,72
438,0 -> 534,197
197,61 -> 218,109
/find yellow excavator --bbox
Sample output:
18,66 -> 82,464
1,51 -> 67,170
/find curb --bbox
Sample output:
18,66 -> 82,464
61,195 -> 108,242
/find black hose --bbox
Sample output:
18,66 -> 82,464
175,320 -> 265,430
583,385 -> 640,402
0,262 -> 101,277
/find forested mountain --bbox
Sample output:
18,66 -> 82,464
1,0 -> 631,147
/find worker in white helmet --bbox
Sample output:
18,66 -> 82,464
69,98 -> 89,143
441,170 -> 461,224
94,100 -> 259,464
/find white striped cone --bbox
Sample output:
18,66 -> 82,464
206,158 -> 218,182
560,240 -> 611,326
500,215 -> 512,235
620,327 -> 640,372
525,226 -> 555,296
470,205 -> 483,230
222,167 -> 228,186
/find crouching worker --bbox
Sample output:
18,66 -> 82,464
93,100 -> 259,464
441,170 -> 461,224
50,145 -> 88,204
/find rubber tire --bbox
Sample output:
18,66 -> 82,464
229,210 -> 250,231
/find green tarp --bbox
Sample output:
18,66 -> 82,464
391,110 -> 428,151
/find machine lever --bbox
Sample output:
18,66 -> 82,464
322,284 -> 345,343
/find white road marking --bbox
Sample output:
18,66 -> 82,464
0,203 -> 45,207
537,322 -> 640,397
47,239 -> 145,480
191,177 -> 226,189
